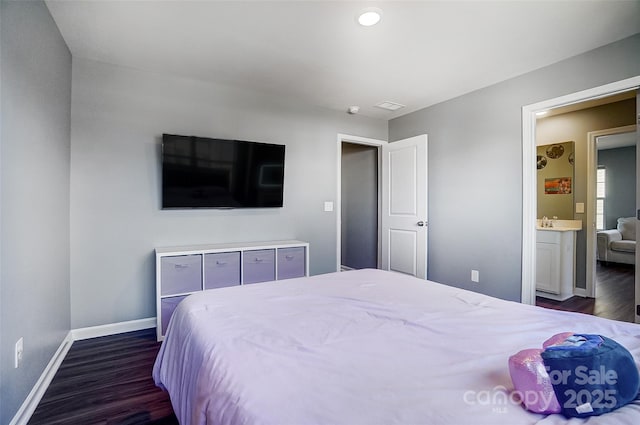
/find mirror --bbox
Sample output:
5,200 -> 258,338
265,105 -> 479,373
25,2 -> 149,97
537,141 -> 575,219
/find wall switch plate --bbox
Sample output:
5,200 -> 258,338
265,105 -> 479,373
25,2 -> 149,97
576,202 -> 585,214
471,270 -> 479,283
15,337 -> 23,368
324,201 -> 334,212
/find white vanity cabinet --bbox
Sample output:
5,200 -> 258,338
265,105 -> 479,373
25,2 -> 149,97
536,229 -> 576,301
156,240 -> 309,340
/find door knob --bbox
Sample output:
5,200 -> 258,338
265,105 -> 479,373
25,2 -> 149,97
417,221 -> 426,227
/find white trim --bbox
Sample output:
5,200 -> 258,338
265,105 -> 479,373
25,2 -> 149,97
71,317 -> 156,341
522,104 -> 537,305
337,133 -> 387,147
522,76 -> 640,305
336,133 -> 387,272
586,125 -> 637,297
573,287 -> 588,298
9,332 -> 74,425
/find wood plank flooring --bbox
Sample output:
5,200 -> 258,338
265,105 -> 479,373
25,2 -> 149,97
28,328 -> 177,425
536,262 -> 635,323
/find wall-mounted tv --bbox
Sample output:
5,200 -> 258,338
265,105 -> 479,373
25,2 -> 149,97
162,134 -> 285,209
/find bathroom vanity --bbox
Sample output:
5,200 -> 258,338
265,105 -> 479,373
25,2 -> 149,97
536,220 -> 582,301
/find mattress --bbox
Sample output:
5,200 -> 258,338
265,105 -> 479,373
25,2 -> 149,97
153,268 -> 640,425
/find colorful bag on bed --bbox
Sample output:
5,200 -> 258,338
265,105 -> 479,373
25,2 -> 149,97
508,348 -> 561,413
507,332 -> 577,414
541,334 -> 640,418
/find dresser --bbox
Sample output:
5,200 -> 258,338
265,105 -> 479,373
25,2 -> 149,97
155,240 -> 309,340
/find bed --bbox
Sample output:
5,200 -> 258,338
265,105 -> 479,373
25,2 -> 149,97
153,268 -> 640,425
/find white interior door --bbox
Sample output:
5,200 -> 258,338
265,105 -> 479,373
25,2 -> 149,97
381,134 -> 428,278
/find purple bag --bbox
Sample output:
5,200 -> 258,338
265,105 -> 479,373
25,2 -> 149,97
509,348 -> 561,413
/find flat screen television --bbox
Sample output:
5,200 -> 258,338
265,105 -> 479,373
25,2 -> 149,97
162,134 -> 285,209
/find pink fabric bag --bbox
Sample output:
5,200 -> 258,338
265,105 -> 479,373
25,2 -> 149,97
509,348 -> 561,414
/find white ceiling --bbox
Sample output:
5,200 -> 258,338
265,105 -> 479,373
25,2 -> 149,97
45,0 -> 640,120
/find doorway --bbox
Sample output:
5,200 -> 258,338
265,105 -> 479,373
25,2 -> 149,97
335,133 -> 429,277
335,134 -> 386,272
533,93 -> 636,322
521,76 -> 640,324
588,124 -> 637,296
536,121 -> 636,321
341,142 -> 379,270
590,126 -> 636,322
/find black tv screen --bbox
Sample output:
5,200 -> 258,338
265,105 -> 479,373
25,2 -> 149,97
162,134 -> 285,208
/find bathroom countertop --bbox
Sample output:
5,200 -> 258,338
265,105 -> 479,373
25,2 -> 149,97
536,219 -> 582,232
536,226 -> 580,232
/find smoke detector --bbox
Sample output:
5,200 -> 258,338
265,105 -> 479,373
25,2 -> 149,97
375,101 -> 405,111
347,106 -> 360,115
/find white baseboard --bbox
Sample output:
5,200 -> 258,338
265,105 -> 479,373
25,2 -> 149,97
573,288 -> 588,298
71,317 -> 156,341
10,317 -> 157,425
9,331 -> 74,425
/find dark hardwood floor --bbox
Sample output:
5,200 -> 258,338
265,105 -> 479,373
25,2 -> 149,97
28,329 -> 177,425
536,261 -> 635,323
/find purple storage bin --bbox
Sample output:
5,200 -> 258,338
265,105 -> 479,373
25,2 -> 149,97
205,252 -> 241,289
161,295 -> 187,335
277,247 -> 306,280
160,254 -> 202,295
243,249 -> 275,284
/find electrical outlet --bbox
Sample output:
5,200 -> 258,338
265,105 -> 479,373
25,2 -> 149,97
471,270 -> 479,283
15,337 -> 23,368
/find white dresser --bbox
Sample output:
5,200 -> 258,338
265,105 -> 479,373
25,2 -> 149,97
155,240 -> 309,340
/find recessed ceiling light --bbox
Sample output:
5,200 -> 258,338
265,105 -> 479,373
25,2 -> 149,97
357,7 -> 382,27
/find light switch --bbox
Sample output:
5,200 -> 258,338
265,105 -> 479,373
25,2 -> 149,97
324,201 -> 334,212
576,202 -> 585,214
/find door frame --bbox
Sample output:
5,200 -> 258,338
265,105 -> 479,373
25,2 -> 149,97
585,125 -> 637,298
521,76 -> 640,306
336,134 -> 387,272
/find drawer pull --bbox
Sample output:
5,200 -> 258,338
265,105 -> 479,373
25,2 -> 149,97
174,264 -> 189,270
285,255 -> 294,260
216,261 -> 227,265
254,258 -> 263,263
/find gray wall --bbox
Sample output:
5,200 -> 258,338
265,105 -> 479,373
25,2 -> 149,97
341,143 -> 378,269
70,58 -> 387,328
389,33 -> 640,301
599,145 -> 637,230
0,2 -> 71,423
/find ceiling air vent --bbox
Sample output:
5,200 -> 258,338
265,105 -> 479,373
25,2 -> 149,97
375,101 -> 405,111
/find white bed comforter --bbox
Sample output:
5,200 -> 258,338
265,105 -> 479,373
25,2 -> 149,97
153,269 -> 640,425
